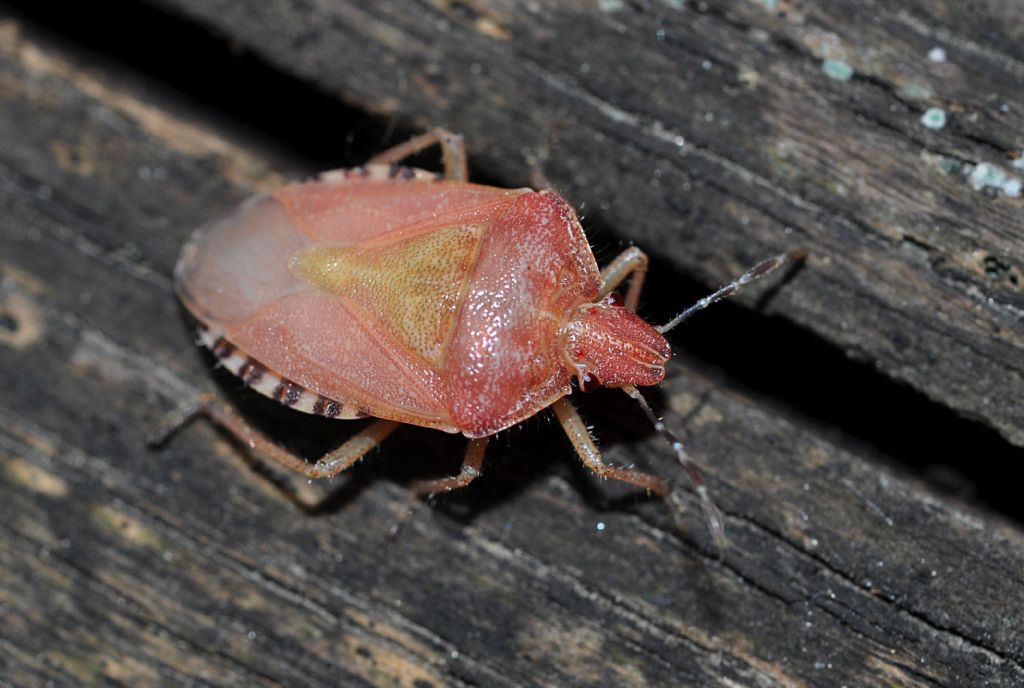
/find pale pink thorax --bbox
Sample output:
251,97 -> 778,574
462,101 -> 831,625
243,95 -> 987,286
560,293 -> 672,391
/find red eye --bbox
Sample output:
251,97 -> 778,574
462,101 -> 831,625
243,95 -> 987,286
607,292 -> 625,307
579,371 -> 602,392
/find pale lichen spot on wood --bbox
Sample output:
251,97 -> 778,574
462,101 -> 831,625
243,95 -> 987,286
822,58 -> 854,82
968,162 -> 1022,198
920,107 -> 947,130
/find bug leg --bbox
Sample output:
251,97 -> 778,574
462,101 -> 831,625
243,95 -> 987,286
301,419 -> 402,478
385,438 -> 489,541
148,392 -> 216,447
552,397 -> 725,549
151,393 -> 400,479
551,397 -> 671,497
410,437 -> 489,497
367,128 -> 468,181
598,247 -> 649,311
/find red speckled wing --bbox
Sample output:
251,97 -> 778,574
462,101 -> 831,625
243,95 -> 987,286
228,290 -> 451,427
275,177 -> 522,243
175,174 -> 530,431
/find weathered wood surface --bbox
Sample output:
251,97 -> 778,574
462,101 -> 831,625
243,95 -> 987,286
142,0 -> 1024,450
0,3 -> 1023,688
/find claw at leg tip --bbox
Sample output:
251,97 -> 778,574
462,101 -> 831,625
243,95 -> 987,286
668,487 -> 729,553
788,246 -> 810,262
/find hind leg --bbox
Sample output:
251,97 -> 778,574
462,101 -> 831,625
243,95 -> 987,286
151,393 -> 400,479
411,438 -> 489,497
368,128 -> 468,181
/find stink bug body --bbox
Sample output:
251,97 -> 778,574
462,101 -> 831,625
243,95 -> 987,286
156,129 -> 802,546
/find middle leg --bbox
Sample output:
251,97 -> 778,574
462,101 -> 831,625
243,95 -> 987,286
411,437 -> 489,497
384,437 -> 488,540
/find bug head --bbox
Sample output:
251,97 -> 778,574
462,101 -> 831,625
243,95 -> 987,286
561,292 -> 672,391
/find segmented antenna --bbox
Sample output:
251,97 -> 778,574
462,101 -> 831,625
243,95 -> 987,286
657,248 -> 808,334
623,384 -> 728,552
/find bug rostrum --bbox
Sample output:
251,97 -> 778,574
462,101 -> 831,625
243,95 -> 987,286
154,129 -> 803,547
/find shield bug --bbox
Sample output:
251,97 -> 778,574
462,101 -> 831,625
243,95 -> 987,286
154,129 -> 803,546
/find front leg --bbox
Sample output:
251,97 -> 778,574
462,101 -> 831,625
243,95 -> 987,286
551,397 -> 669,496
599,247 -> 649,311
552,395 -> 726,550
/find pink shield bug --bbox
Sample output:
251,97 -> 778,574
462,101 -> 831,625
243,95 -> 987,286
154,129 -> 803,547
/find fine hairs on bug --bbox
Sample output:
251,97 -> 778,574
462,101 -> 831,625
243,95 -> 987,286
152,128 -> 805,549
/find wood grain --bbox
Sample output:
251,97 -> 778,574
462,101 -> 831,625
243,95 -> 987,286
1,4 -> 1023,687
143,0 -> 1024,449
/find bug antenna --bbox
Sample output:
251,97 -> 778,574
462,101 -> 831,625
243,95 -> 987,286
623,385 -> 728,551
657,248 -> 808,334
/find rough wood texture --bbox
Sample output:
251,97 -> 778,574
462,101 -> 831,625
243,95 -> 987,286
145,0 -> 1024,449
1,3 -> 1023,687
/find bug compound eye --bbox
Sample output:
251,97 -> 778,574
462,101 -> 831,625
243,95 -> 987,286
579,371 -> 602,392
606,292 -> 626,308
